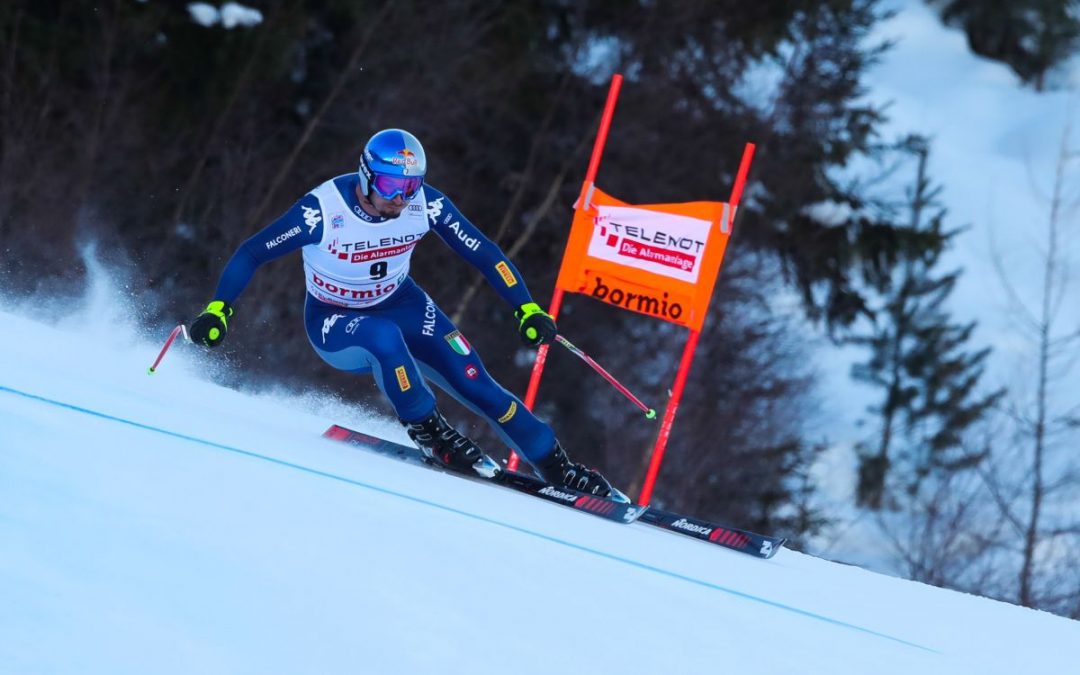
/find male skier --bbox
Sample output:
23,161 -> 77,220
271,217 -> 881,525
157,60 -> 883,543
189,128 -> 621,498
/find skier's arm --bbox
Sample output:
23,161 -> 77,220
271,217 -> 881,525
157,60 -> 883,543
424,187 -> 533,309
190,194 -> 323,347
424,186 -> 557,347
213,194 -> 323,304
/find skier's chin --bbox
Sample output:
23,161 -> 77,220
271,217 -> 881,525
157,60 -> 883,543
379,208 -> 404,219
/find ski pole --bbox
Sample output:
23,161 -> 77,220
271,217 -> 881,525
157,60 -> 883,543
554,334 -> 657,419
148,324 -> 189,374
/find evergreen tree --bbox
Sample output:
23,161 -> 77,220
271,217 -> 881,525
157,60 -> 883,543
850,136 -> 1004,509
926,0 -> 1080,90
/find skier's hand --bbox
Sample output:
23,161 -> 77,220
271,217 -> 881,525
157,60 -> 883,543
189,300 -> 234,348
515,302 -> 557,347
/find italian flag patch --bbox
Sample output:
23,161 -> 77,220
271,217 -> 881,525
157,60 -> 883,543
444,330 -> 472,356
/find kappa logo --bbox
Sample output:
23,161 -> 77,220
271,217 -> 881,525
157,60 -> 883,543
321,313 -> 346,344
426,197 -> 445,221
302,205 -> 322,233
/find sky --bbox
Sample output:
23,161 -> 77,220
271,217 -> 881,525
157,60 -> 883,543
2,274 -> 1078,674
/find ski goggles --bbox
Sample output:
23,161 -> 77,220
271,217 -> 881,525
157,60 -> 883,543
370,173 -> 424,200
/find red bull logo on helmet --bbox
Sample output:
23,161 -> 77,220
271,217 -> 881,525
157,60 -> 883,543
389,148 -> 419,167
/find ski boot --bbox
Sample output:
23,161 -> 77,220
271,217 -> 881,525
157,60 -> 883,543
402,409 -> 501,479
536,442 -> 629,503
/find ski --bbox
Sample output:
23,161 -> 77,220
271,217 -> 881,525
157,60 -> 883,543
323,424 -> 647,524
638,508 -> 786,559
496,468 -> 646,523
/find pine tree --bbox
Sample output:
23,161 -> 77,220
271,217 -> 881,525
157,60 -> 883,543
851,136 -> 1004,509
927,0 -> 1080,90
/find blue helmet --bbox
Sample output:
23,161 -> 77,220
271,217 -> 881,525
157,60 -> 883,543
358,129 -> 427,200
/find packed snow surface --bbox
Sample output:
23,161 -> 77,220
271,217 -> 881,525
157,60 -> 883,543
0,298 -> 1076,675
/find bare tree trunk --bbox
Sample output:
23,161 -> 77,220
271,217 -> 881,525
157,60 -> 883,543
170,25 -> 268,226
0,7 -> 24,232
248,1 -> 394,229
449,128 -> 590,324
1018,123 -> 1069,606
486,73 -> 572,248
987,114 -> 1080,610
70,5 -> 122,229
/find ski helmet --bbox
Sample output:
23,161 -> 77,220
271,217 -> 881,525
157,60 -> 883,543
358,128 -> 427,200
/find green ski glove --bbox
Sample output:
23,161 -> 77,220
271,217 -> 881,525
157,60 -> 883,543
189,300 -> 234,347
515,302 -> 557,347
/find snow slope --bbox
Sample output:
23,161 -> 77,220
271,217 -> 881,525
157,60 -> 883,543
1,289 -> 1077,674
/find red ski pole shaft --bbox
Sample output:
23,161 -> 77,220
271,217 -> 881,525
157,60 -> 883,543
148,324 -> 188,374
554,335 -> 656,419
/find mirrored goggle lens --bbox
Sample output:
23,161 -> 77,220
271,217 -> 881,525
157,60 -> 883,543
372,174 -> 424,199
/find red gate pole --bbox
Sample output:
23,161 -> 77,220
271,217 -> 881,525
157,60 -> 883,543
637,142 -> 756,504
728,143 -> 755,228
509,73 -> 624,472
638,329 -> 699,504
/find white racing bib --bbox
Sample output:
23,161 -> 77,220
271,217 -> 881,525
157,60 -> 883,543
302,181 -> 430,308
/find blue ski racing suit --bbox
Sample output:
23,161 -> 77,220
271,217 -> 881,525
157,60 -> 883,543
209,173 -> 557,464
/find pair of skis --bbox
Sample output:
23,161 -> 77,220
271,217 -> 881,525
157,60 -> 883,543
323,424 -> 785,560
151,329 -> 784,559
323,425 -> 646,523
